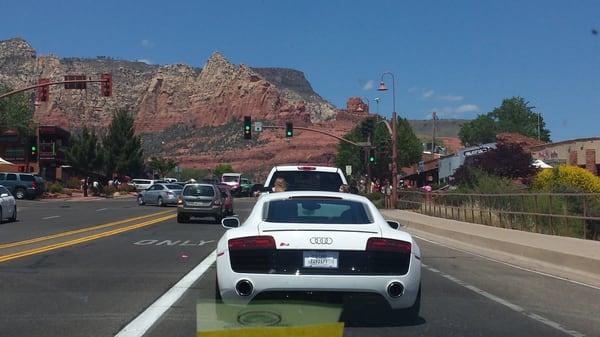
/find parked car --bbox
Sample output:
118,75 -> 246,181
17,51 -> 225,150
0,172 -> 43,199
221,173 -> 252,196
137,183 -> 183,206
176,183 -> 225,223
216,184 -> 234,216
262,165 -> 348,193
130,179 -> 166,191
0,185 -> 17,222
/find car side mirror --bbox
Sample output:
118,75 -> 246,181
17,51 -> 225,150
386,220 -> 401,230
221,217 -> 240,229
0,193 -> 8,198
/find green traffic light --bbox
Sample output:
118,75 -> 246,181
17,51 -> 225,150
245,125 -> 250,130
369,156 -> 375,162
31,146 -> 36,151
286,131 -> 292,137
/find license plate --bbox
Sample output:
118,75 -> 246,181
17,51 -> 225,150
303,251 -> 339,269
187,201 -> 207,206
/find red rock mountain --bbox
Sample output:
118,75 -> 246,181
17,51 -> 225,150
0,38 -> 365,177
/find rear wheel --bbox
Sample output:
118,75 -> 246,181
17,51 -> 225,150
137,195 -> 145,206
14,188 -> 26,200
177,213 -> 189,223
157,197 -> 164,207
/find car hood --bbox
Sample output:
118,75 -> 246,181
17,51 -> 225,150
257,221 -> 381,251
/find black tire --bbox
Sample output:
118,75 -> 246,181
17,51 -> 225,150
397,284 -> 421,322
9,206 -> 16,222
14,188 -> 26,200
177,213 -> 189,223
0,208 -> 3,224
137,195 -> 145,206
157,197 -> 164,207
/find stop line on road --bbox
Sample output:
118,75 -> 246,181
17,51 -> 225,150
133,239 -> 215,247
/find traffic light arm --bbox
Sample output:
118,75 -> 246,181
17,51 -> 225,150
261,125 -> 368,148
0,79 -> 110,100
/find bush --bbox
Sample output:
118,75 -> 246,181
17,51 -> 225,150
48,182 -> 64,194
532,165 -> 600,193
66,177 -> 82,189
103,185 -> 116,196
364,192 -> 384,201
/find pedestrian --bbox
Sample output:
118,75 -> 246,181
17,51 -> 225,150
83,177 -> 90,197
349,180 -> 359,194
339,184 -> 350,193
272,177 -> 288,192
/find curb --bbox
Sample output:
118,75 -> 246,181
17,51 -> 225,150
381,210 -> 600,284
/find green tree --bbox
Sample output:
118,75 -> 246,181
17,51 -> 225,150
459,97 -> 551,146
103,109 -> 144,177
214,163 -> 234,177
0,84 -> 34,136
335,116 -> 422,180
147,156 -> 178,178
65,127 -> 104,174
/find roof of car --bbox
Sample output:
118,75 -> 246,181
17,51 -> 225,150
260,191 -> 367,203
271,165 -> 341,173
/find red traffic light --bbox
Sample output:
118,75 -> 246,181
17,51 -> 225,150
101,73 -> 112,97
36,78 -> 50,102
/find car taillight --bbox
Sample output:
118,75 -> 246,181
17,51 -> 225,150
228,236 -> 275,250
166,191 -> 174,196
366,238 -> 411,253
214,199 -> 222,205
177,196 -> 183,205
297,166 -> 316,171
32,181 -> 37,189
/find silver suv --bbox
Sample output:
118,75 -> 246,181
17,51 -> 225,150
177,184 -> 224,223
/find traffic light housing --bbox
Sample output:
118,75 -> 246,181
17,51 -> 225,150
361,118 -> 374,138
368,148 -> 376,164
30,137 -> 38,160
243,116 -> 252,139
101,73 -> 112,97
285,122 -> 293,138
37,79 -> 49,102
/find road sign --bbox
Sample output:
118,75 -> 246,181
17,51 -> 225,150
345,165 -> 352,176
254,122 -> 263,132
175,166 -> 181,174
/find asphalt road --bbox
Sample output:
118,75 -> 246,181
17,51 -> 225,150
0,197 -> 598,337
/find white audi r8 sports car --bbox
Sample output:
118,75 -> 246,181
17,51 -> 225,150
216,191 -> 422,319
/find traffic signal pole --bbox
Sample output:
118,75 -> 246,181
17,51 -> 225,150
0,78 -> 111,100
259,125 -> 369,147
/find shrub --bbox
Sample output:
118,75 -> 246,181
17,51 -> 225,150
103,186 -> 116,196
66,177 -> 82,189
48,182 -> 64,194
364,192 -> 384,201
532,165 -> 600,193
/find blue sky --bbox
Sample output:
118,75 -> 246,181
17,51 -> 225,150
1,0 -> 599,141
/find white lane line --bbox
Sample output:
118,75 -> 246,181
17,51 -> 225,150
114,250 -> 216,337
413,234 -> 600,291
422,263 -> 587,337
42,215 -> 61,220
96,208 -> 108,211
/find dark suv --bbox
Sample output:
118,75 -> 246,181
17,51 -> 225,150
0,173 -> 43,199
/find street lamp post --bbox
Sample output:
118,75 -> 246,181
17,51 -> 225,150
378,72 -> 398,208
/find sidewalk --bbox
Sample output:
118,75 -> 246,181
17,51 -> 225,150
41,192 -> 136,202
381,209 -> 600,287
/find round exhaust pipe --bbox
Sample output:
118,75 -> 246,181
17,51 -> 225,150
235,279 -> 254,297
387,281 -> 405,298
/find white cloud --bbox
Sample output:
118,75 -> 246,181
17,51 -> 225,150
407,86 -> 418,94
421,89 -> 435,99
137,59 -> 152,64
141,39 -> 155,48
455,104 -> 479,113
362,80 -> 374,91
437,94 -> 463,101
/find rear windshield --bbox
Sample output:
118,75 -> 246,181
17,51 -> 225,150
268,171 -> 343,192
183,185 -> 215,197
19,174 -> 34,181
265,198 -> 371,224
222,176 -> 239,182
165,184 -> 182,190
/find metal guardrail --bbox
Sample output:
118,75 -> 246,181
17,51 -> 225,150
396,191 -> 600,240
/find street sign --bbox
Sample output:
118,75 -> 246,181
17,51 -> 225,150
254,122 -> 263,132
175,166 -> 181,174
345,165 -> 352,176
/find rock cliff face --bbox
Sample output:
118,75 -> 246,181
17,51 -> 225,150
0,38 -> 354,177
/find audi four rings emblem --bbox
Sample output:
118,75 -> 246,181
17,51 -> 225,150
310,237 -> 333,244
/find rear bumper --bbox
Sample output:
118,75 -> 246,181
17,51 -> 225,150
217,250 -> 421,309
178,205 -> 221,216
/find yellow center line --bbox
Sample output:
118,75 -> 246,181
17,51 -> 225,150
0,210 -> 174,250
0,214 -> 176,263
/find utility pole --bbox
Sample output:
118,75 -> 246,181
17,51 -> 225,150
432,111 -> 437,153
378,72 -> 398,207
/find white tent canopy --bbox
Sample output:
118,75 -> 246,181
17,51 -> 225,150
532,159 -> 552,169
0,157 -> 14,165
